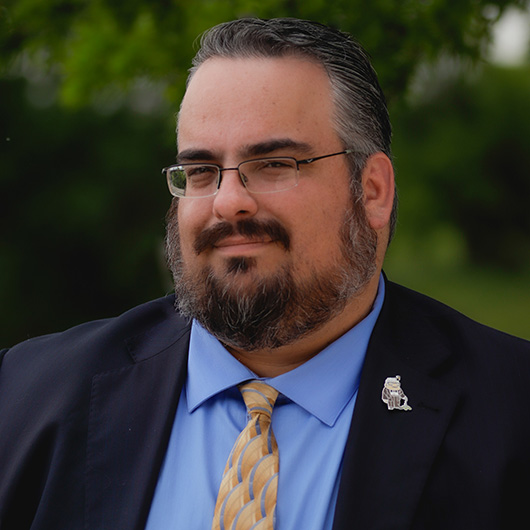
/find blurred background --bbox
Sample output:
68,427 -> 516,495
1,0 -> 529,346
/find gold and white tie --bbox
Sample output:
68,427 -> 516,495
212,381 -> 279,530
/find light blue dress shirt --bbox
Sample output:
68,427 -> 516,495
145,275 -> 385,529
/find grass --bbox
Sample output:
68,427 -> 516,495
384,237 -> 530,341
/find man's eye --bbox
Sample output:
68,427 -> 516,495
186,166 -> 217,177
261,160 -> 291,169
185,166 -> 217,189
252,160 -> 293,175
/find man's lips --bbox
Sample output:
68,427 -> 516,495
213,237 -> 274,255
215,236 -> 268,248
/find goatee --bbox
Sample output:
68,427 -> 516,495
165,198 -> 377,351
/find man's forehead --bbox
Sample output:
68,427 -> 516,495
180,55 -> 331,108
180,56 -> 332,119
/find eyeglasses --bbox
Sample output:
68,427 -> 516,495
162,149 -> 353,198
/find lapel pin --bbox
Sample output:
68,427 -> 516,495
382,375 -> 412,411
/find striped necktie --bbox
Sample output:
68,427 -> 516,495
212,381 -> 280,530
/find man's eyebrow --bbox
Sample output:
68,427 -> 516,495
242,139 -> 312,158
176,149 -> 218,163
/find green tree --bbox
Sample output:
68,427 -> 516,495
0,77 -> 174,345
392,63 -> 530,271
2,0 -> 527,107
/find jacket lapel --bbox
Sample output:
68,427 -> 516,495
85,318 -> 191,530
333,282 -> 462,530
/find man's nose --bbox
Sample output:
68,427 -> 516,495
212,169 -> 259,221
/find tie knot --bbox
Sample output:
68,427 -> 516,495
239,381 -> 279,419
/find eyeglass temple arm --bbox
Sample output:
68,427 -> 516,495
297,149 -> 354,166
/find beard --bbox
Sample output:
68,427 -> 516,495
165,194 -> 378,352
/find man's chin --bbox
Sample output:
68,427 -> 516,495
225,256 -> 257,275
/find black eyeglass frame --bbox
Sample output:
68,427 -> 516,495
162,149 -> 354,198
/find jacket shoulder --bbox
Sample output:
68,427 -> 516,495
0,295 -> 189,408
384,279 -> 530,356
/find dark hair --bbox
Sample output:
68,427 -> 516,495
189,18 -> 398,241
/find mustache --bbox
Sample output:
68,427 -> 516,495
194,219 -> 291,255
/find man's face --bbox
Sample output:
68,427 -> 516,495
166,56 -> 377,350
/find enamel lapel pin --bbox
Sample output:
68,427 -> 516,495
382,375 -> 412,411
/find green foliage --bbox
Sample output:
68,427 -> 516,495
392,63 -> 530,270
0,78 -> 175,344
2,0 -> 527,106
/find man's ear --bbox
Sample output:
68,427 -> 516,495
361,152 -> 395,231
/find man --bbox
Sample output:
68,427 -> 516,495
0,17 -> 529,530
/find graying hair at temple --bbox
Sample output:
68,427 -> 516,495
187,17 -> 398,241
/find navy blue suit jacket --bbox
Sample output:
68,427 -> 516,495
1,280 -> 529,529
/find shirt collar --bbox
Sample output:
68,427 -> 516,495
187,274 -> 385,427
